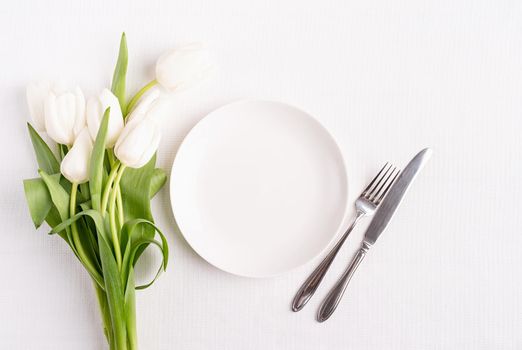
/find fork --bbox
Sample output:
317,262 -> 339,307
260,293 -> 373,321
291,163 -> 400,312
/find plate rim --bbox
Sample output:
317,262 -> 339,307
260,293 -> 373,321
169,99 -> 349,278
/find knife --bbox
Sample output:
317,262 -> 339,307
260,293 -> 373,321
317,148 -> 432,322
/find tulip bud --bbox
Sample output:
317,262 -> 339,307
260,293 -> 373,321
26,81 -> 52,131
60,128 -> 93,183
155,43 -> 215,92
86,89 -> 124,147
114,118 -> 161,168
126,88 -> 161,125
44,86 -> 86,145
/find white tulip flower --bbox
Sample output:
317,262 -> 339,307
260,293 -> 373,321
115,118 -> 161,169
60,128 -> 93,183
125,87 -> 161,124
26,81 -> 53,131
43,86 -> 86,145
86,89 -> 124,147
155,43 -> 215,92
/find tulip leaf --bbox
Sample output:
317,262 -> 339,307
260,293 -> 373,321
134,238 -> 167,290
51,209 -> 127,347
27,123 -> 60,174
90,108 -> 110,211
23,173 -> 65,229
120,155 -> 156,261
120,218 -> 169,292
38,170 -> 69,221
76,217 -> 102,272
111,32 -> 128,110
124,268 -> 137,349
38,169 -> 81,259
150,167 -> 167,198
23,177 -> 53,228
50,209 -> 108,244
48,209 -> 124,304
59,144 -> 68,161
98,217 -> 127,349
45,205 -> 68,242
94,285 -> 114,346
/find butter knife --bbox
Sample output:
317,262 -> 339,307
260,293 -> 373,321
317,148 -> 432,322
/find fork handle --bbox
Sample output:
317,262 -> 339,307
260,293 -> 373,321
317,240 -> 372,322
291,211 -> 364,312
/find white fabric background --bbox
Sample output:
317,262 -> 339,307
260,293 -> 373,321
1,0 -> 521,349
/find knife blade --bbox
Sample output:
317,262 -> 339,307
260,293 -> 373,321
364,147 -> 432,245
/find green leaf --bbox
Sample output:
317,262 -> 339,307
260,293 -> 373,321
99,219 -> 127,349
111,32 -> 128,109
150,167 -> 167,198
50,209 -> 109,244
124,268 -> 137,349
90,108 -> 110,211
58,210 -> 127,348
45,205 -> 68,242
59,144 -> 68,161
27,123 -> 60,174
39,170 -> 69,221
39,170 -> 83,263
46,210 -> 107,286
133,238 -> 168,290
120,218 -> 169,291
76,217 -> 102,272
23,177 -> 53,228
80,182 -> 90,201
22,173 -> 76,230
94,285 -> 114,347
120,155 -> 156,261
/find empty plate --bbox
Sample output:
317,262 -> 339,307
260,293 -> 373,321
170,100 -> 348,277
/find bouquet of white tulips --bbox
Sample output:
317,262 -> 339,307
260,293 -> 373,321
23,33 -> 214,349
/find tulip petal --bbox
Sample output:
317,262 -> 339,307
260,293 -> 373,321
86,96 -> 103,141
45,92 -> 71,145
42,84 -> 86,146
155,43 -> 215,92
115,119 -> 160,168
115,121 -> 153,166
56,93 -> 77,144
26,81 -> 51,132
87,89 -> 124,147
135,124 -> 161,168
60,128 -> 93,183
73,86 -> 86,138
126,88 -> 161,125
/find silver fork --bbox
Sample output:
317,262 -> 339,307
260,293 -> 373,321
291,163 -> 400,312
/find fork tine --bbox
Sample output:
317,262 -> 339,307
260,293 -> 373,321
375,168 -> 401,204
370,166 -> 397,202
366,164 -> 393,199
362,163 -> 388,197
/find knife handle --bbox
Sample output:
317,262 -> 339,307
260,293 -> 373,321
292,212 -> 364,312
317,240 -> 371,322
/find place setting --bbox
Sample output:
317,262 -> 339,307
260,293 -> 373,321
21,33 -> 432,349
170,98 -> 432,321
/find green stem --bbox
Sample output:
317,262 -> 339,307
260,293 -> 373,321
108,149 -> 117,168
109,165 -> 126,270
102,162 -> 121,215
125,79 -> 157,116
116,186 -> 124,229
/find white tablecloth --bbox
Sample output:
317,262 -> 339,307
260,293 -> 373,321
1,1 -> 521,349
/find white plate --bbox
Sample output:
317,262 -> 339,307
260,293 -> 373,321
170,100 -> 348,277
